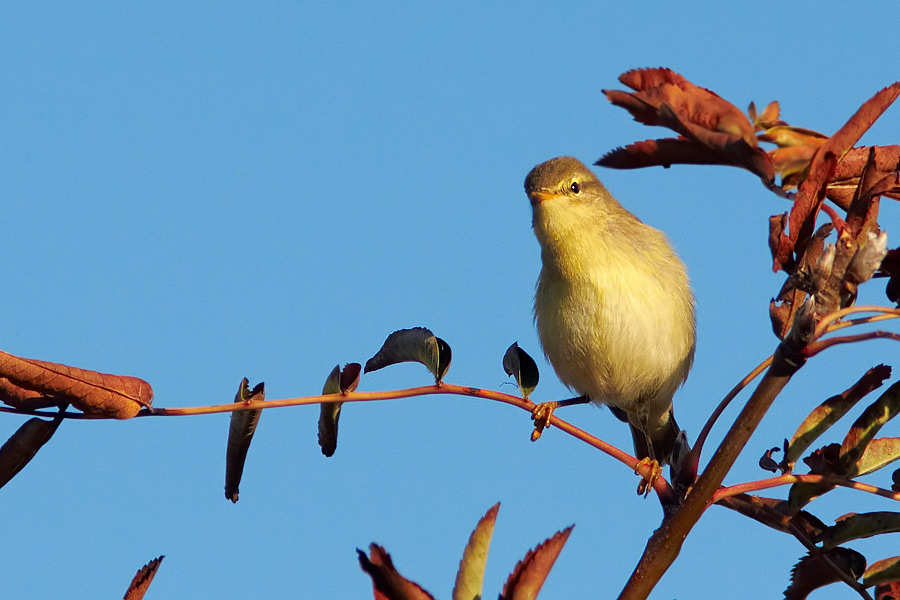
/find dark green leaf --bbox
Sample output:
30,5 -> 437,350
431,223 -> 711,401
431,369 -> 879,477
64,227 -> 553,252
840,380 -> 900,474
318,363 -> 361,457
786,365 -> 891,467
819,512 -> 900,550
0,409 -> 64,490
224,378 -> 264,503
365,327 -> 451,384
503,343 -> 539,399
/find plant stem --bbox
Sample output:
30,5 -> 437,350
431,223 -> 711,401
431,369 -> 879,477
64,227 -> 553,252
618,345 -> 802,600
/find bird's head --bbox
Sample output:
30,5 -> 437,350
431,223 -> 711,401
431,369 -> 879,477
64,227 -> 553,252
525,156 -> 617,249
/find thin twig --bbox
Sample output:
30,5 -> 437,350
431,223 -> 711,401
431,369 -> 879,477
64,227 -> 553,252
820,203 -> 848,234
714,474 -> 900,503
0,382 -> 675,500
814,305 -> 900,339
805,331 -> 900,357
824,312 -> 900,334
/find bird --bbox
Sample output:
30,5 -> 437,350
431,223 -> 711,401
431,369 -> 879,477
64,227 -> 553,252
525,156 -> 696,467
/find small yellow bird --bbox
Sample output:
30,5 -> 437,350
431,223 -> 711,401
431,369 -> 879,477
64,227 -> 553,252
525,156 -> 696,465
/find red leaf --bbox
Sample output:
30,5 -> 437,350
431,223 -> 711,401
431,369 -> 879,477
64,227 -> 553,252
768,213 -> 793,272
358,544 -> 435,600
597,137 -> 732,170
615,68 -> 756,144
603,68 -> 774,180
499,526 -> 573,600
844,146 -> 891,243
0,350 -> 152,419
829,145 -> 900,209
0,377 -> 60,411
784,548 -> 866,599
788,82 -> 900,252
875,581 -> 900,600
123,556 -> 164,600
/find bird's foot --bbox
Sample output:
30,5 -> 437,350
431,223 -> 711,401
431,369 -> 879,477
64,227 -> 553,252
635,457 -> 662,496
530,401 -> 560,441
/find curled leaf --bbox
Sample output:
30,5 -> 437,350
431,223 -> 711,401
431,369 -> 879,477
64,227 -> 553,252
759,446 -> 783,473
0,377 -> 60,411
357,544 -> 435,600
768,213 -> 793,273
503,343 -> 539,399
318,363 -> 361,457
803,443 -> 842,476
365,328 -> 451,384
224,378 -> 265,503
784,547 -> 866,600
453,503 -> 500,600
499,525 -> 573,600
0,409 -> 64,490
819,512 -> 900,550
0,350 -> 152,419
123,555 -> 164,600
786,365 -> 892,467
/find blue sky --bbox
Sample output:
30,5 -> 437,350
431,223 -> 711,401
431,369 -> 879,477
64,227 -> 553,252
2,3 -> 900,599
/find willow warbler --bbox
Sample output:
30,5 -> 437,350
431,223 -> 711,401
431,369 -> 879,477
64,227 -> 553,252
525,156 -> 695,465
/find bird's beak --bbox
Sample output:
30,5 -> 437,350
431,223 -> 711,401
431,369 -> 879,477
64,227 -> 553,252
528,190 -> 558,206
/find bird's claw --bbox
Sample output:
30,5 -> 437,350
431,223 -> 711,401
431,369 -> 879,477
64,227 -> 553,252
530,401 -> 559,441
635,457 -> 662,496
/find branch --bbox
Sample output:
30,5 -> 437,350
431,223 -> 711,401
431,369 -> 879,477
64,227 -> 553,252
618,344 -> 803,600
0,382 -> 676,500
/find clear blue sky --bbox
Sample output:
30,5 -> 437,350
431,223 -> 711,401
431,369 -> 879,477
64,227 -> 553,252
2,3 -> 900,599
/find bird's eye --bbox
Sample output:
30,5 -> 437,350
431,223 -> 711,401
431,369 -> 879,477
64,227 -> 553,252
569,181 -> 580,194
